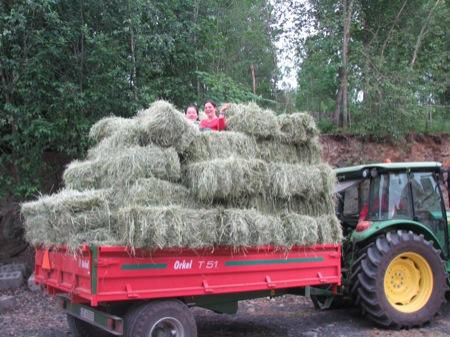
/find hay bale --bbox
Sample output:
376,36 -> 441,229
267,163 -> 334,200
183,132 -> 257,163
218,209 -> 284,248
64,145 -> 181,190
228,194 -> 335,217
277,113 -> 319,144
89,117 -> 141,145
87,137 -> 127,160
137,100 -> 198,153
317,215 -> 342,243
119,206 -> 220,249
21,189 -> 113,247
226,103 -> 279,138
256,140 -> 302,164
122,178 -> 193,207
256,138 -> 321,164
183,157 -> 267,202
185,160 -> 334,203
298,137 -> 322,165
67,228 -> 121,251
281,213 -> 319,247
184,132 -> 321,165
87,126 -> 145,159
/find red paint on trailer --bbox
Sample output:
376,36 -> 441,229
35,244 -> 341,307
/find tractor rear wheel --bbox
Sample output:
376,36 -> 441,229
351,230 -> 446,328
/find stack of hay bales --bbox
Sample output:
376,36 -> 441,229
22,101 -> 341,251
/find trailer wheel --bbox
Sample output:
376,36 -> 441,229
67,314 -> 113,337
352,230 -> 446,328
124,300 -> 197,337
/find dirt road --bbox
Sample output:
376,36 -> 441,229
1,287 -> 449,337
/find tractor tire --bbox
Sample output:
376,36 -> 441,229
351,230 -> 446,328
67,314 -> 113,337
124,299 -> 197,337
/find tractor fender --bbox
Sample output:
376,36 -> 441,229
351,219 -> 445,253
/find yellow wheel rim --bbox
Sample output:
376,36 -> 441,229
384,252 -> 433,313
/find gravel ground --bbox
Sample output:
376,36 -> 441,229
1,286 -> 449,337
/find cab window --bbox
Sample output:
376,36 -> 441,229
410,172 -> 446,249
368,173 -> 412,220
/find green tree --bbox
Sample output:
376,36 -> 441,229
1,0 -> 280,199
294,0 -> 449,136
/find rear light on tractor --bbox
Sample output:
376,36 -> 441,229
356,221 -> 371,232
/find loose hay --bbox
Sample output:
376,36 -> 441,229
64,145 -> 181,190
119,206 -> 220,249
226,102 -> 279,138
137,100 -> 198,153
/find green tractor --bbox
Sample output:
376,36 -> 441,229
313,161 -> 450,328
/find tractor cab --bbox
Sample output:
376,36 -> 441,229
335,162 -> 450,256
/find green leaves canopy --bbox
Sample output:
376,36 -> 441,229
0,0 -> 278,198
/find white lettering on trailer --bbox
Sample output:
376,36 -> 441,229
80,307 -> 95,322
174,260 -> 193,270
198,260 -> 219,269
78,259 -> 90,270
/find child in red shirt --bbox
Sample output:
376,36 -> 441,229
199,100 -> 228,131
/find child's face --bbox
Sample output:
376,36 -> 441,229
185,107 -> 198,121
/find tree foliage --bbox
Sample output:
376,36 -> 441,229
0,0 -> 278,198
295,0 -> 449,136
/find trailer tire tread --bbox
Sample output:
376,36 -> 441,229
124,300 -> 197,337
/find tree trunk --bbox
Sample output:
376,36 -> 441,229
79,0 -> 85,92
335,0 -> 354,128
128,0 -> 138,100
250,64 -> 256,94
194,0 -> 200,98
411,0 -> 441,68
334,68 -> 343,125
381,0 -> 407,58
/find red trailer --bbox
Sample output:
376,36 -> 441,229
35,244 -> 341,337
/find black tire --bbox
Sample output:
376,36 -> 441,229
351,230 -> 446,328
67,314 -> 113,337
124,300 -> 197,337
